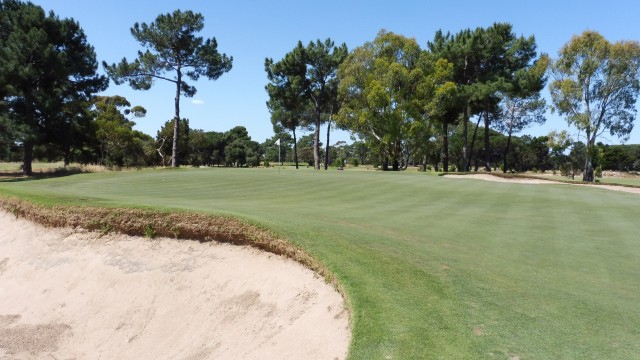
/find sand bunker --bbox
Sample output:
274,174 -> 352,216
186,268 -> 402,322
445,174 -> 562,184
0,211 -> 350,359
445,174 -> 640,194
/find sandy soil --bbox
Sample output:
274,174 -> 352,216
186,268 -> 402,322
445,174 -> 640,194
0,211 -> 350,360
445,174 -> 563,184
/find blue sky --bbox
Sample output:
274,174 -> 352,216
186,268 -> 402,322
32,0 -> 640,144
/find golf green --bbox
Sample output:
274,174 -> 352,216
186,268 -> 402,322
1,167 -> 639,359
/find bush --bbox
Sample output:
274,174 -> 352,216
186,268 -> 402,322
263,160 -> 270,167
351,158 -> 359,167
332,158 -> 344,167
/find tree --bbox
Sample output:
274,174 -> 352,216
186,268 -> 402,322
337,30 -> 431,170
93,96 -> 147,167
429,23 -> 546,172
266,39 -> 347,170
550,31 -> 640,182
223,126 -> 262,167
265,47 -> 309,169
264,133 -> 293,165
103,10 -> 232,168
493,93 -> 546,172
157,118 -> 191,166
0,0 -> 107,175
303,39 -> 348,170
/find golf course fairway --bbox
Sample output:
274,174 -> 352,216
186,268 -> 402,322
1,167 -> 639,359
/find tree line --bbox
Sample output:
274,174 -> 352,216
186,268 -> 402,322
2,1 -> 640,181
266,27 -> 640,181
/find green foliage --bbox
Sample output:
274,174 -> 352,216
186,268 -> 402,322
156,118 -> 190,166
144,223 -> 156,239
223,126 -> 262,167
0,0 -> 107,174
550,30 -> 640,181
600,144 -> 640,171
266,39 -> 347,170
428,23 -> 546,172
337,30 -> 432,171
103,9 -> 232,167
93,96 -> 151,168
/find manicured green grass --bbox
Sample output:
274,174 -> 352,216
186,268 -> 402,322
1,167 -> 639,359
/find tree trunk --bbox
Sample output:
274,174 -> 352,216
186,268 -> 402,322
442,121 -> 449,172
483,109 -> 491,171
63,148 -> 70,167
466,116 -> 482,171
324,117 -> 331,170
313,107 -> 321,170
22,141 -> 33,176
462,105 -> 469,172
583,140 -> 595,182
503,131 -> 512,173
293,128 -> 299,169
381,148 -> 389,171
172,68 -> 182,168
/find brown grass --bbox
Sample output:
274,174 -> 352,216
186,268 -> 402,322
0,197 -> 347,304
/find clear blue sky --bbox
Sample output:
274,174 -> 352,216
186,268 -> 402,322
32,0 -> 640,145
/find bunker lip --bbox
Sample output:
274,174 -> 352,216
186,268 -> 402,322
0,198 -> 351,359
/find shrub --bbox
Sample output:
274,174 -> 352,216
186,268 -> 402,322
144,223 -> 156,239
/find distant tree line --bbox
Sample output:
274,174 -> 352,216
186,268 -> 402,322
2,1 -> 640,181
266,26 -> 640,181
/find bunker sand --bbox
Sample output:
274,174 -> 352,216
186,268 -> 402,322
0,211 -> 350,359
446,173 -> 640,194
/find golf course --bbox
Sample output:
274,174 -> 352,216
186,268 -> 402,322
1,167 -> 639,359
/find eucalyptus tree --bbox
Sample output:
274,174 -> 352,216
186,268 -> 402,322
104,10 -> 232,167
0,0 -> 107,175
337,31 -> 429,170
493,94 -> 546,172
550,30 -> 640,182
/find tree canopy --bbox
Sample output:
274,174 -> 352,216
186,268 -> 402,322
0,0 -> 107,174
550,30 -> 640,181
265,39 -> 347,170
103,9 -> 232,167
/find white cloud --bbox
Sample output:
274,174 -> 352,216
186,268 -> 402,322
191,99 -> 205,105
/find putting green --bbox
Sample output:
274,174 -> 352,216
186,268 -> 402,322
1,167 -> 639,359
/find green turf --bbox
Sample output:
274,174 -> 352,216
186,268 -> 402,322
1,167 -> 639,359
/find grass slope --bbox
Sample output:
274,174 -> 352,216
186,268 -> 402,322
1,167 -> 639,359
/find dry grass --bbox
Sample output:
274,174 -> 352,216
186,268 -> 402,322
0,163 -> 108,180
0,197 -> 343,294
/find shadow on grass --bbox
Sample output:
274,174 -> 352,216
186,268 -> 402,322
0,168 -> 87,183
